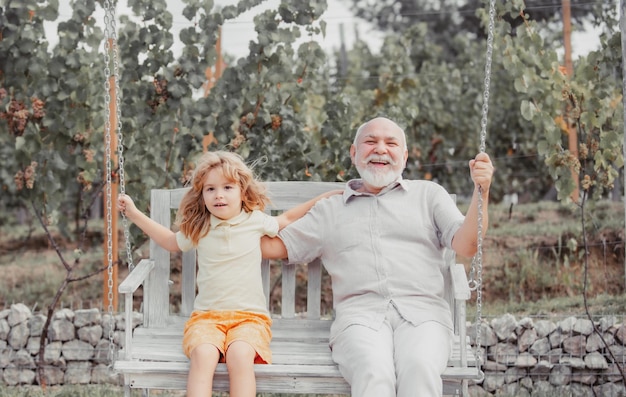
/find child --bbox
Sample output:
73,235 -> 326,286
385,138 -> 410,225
117,150 -> 340,397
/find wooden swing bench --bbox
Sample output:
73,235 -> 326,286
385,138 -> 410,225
114,181 -> 479,396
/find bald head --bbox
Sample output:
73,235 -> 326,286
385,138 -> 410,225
353,117 -> 407,150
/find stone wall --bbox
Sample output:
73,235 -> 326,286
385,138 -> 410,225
1,303 -> 625,396
468,313 -> 626,396
0,303 -> 141,387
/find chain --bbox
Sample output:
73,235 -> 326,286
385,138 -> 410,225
478,0 -> 495,155
468,0 -> 496,381
111,5 -> 135,274
103,0 -> 117,366
473,187 -> 485,381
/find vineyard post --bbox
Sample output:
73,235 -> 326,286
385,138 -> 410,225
619,0 -> 626,290
103,33 -> 119,311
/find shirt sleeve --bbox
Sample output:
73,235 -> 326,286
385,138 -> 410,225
175,231 -> 193,252
260,211 -> 280,237
431,184 -> 465,249
278,203 -> 326,264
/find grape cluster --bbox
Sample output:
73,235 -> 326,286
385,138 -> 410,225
14,161 -> 38,191
147,77 -> 169,112
1,99 -> 28,136
0,96 -> 46,136
270,114 -> 282,130
76,171 -> 93,192
230,132 -> 245,149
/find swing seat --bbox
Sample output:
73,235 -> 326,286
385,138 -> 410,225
113,181 -> 480,396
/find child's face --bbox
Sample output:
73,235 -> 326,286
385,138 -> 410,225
202,167 -> 243,220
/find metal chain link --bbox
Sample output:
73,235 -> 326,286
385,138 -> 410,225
468,0 -> 496,382
111,5 -> 135,274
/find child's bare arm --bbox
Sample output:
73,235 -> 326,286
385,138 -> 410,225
117,194 -> 181,252
261,236 -> 288,259
275,189 -> 343,230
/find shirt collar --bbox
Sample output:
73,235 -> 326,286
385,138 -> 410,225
210,209 -> 249,228
344,177 -> 408,201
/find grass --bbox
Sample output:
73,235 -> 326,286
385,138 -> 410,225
0,219 -> 112,311
467,292 -> 626,318
1,200 -> 624,317
475,199 -> 625,315
487,199 -> 625,238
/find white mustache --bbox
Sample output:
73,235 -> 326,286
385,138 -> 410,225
360,155 -> 398,166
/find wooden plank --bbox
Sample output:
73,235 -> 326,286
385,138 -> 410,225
121,330 -> 474,366
116,360 -> 477,394
145,189 -> 173,327
307,259 -> 322,319
261,258 -> 270,307
180,249 -> 196,317
265,181 -> 345,209
168,188 -> 188,208
123,293 -> 133,360
116,362 -> 344,377
124,370 -> 352,394
118,259 -> 154,294
117,360 -> 481,381
450,263 -> 471,301
281,263 -> 296,318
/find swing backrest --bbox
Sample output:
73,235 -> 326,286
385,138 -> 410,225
141,182 -> 465,340
142,181 -> 345,327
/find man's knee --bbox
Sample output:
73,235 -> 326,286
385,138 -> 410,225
332,333 -> 395,394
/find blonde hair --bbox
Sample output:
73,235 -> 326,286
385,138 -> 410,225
176,151 -> 270,245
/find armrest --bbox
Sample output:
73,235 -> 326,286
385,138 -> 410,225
119,258 -> 155,294
449,263 -> 471,368
449,263 -> 471,301
118,258 -> 154,361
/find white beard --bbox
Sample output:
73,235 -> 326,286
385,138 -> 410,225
358,168 -> 400,188
356,155 -> 402,189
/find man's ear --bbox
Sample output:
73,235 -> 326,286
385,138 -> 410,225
350,144 -> 356,165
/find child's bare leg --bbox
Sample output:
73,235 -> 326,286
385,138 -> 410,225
225,340 -> 257,397
187,343 -> 220,397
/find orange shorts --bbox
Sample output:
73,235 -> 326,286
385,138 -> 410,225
182,310 -> 272,364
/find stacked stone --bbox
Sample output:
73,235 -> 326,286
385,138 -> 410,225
468,313 -> 626,396
1,304 -> 625,395
0,303 -> 141,386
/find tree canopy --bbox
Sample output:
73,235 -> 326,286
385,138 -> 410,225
0,0 -> 623,243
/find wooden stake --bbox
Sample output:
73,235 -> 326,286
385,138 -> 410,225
562,0 -> 579,202
620,0 -> 626,290
203,27 -> 224,152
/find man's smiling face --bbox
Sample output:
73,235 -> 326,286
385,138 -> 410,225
350,117 -> 408,194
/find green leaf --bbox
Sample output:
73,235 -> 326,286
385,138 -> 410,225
15,136 -> 26,151
50,152 -> 69,171
182,5 -> 198,21
520,100 -> 536,121
41,0 -> 60,21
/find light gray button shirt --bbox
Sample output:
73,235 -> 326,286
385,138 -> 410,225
278,178 -> 464,342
